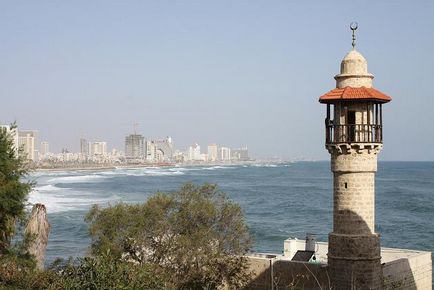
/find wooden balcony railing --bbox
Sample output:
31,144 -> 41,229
326,124 -> 383,144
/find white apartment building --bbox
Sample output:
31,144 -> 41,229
145,140 -> 155,162
18,130 -> 38,161
219,146 -> 231,161
188,143 -> 201,161
207,143 -> 218,162
39,141 -> 49,159
90,141 -> 107,157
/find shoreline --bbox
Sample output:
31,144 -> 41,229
34,163 -> 172,172
33,160 -> 296,173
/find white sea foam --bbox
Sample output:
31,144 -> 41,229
90,165 -> 233,176
99,167 -> 185,177
168,167 -> 193,172
99,169 -> 126,176
28,187 -> 122,213
125,168 -> 185,176
147,169 -> 184,176
30,171 -> 71,178
204,166 -> 233,170
171,167 -> 212,172
251,164 -> 278,168
47,174 -> 108,183
35,184 -> 61,192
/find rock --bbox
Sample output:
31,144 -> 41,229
25,204 -> 50,270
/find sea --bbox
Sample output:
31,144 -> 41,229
28,161 -> 433,272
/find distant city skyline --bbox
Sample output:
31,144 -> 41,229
2,123 -> 251,165
1,1 -> 433,160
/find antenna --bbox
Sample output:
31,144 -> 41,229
350,22 -> 358,49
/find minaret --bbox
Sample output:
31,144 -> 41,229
319,23 -> 392,290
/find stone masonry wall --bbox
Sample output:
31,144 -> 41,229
329,148 -> 382,289
331,150 -> 378,173
331,150 -> 377,234
333,172 -> 375,233
336,75 -> 373,89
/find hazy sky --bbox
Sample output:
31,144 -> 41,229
1,1 -> 433,160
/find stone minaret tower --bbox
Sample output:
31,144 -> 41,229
319,25 -> 392,290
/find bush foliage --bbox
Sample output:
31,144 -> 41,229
86,183 -> 252,289
0,252 -> 166,290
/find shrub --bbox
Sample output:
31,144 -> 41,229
86,183 -> 252,289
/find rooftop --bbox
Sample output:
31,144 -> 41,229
319,86 -> 392,103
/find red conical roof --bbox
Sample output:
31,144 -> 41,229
319,86 -> 392,103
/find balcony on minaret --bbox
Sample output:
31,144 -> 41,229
320,87 -> 391,145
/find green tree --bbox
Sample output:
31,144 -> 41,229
0,125 -> 33,254
86,183 -> 252,289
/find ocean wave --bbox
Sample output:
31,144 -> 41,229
127,168 -> 184,176
47,174 -> 108,183
28,189 -> 122,214
251,164 -> 279,168
100,167 -> 185,177
168,167 -> 200,172
203,166 -> 234,170
34,184 -> 61,192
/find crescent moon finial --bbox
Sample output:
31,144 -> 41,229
350,22 -> 358,49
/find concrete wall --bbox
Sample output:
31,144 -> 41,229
245,256 -> 330,290
383,251 -> 432,290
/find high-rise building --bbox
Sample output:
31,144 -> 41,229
188,143 -> 201,161
80,138 -> 90,156
231,146 -> 249,161
151,136 -> 174,162
319,26 -> 392,289
90,141 -> 107,156
40,141 -> 49,157
218,146 -> 231,161
18,130 -> 38,161
125,134 -> 145,159
207,144 -> 218,162
145,140 -> 155,161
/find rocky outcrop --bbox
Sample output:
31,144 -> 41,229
25,204 -> 50,270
